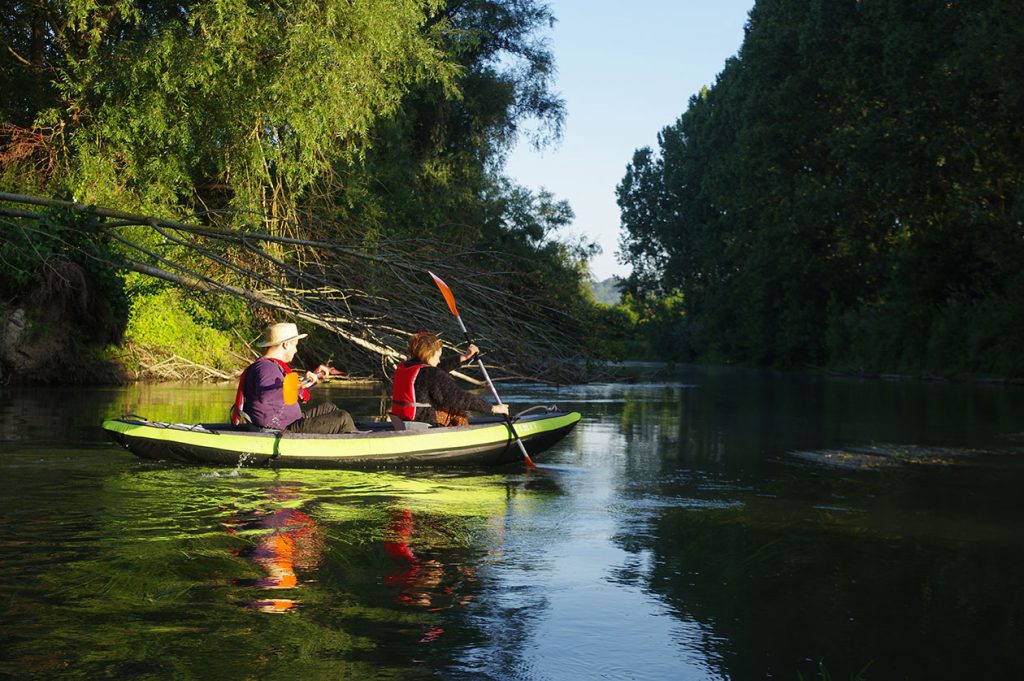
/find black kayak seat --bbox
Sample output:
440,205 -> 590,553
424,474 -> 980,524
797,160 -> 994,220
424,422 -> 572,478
389,414 -> 431,431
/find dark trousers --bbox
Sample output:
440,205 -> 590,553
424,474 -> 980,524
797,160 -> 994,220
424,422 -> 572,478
286,402 -> 356,434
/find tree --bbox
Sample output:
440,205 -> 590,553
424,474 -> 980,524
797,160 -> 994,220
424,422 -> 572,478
2,1 -> 604,381
2,0 -> 459,221
618,0 -> 1024,375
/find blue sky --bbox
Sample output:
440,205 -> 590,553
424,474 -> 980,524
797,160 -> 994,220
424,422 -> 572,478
503,1 -> 755,280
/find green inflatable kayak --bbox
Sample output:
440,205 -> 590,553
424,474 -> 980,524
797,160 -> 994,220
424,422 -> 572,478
103,410 -> 581,469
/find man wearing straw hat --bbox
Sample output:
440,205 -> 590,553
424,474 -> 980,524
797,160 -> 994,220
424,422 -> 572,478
231,322 -> 356,433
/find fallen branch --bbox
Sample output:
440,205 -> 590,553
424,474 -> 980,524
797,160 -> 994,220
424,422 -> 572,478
0,192 -> 591,383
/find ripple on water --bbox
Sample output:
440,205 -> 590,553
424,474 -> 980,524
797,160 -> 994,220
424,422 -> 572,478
790,443 -> 989,470
612,496 -> 744,515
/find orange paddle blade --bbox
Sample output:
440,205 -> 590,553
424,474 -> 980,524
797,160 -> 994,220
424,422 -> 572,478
428,271 -> 459,317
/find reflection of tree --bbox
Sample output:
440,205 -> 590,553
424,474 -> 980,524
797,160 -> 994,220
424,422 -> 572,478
0,385 -> 169,445
657,365 -> 1024,480
612,501 -> 1024,679
1,457 -> 566,678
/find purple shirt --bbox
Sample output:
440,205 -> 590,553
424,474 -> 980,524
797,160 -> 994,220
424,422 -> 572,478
243,358 -> 302,429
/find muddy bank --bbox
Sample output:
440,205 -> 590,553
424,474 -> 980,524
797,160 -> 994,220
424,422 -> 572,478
1,300 -> 128,385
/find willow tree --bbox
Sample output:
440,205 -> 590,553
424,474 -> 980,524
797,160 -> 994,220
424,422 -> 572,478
1,0 -> 459,225
316,0 -> 595,340
2,1 -> 601,382
316,1 -> 572,247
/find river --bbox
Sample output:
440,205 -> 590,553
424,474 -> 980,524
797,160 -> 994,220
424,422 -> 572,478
1,365 -> 1022,679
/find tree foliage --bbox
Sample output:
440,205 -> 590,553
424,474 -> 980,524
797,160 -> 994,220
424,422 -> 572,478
1,1 -> 603,381
318,0 -> 583,301
0,194 -> 127,339
3,0 -> 459,219
618,0 -> 1024,376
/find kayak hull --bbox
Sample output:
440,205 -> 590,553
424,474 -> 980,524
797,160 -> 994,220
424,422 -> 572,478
102,411 -> 581,469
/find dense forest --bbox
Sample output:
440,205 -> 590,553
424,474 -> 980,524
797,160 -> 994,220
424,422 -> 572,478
4,0 -> 1021,384
618,0 -> 1024,377
0,0 -> 613,383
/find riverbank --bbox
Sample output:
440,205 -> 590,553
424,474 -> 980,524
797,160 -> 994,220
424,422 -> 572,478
5,294 -> 1022,389
0,300 -> 128,385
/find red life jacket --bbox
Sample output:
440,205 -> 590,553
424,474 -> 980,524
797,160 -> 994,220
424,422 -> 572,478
230,358 -> 309,425
390,361 -> 430,420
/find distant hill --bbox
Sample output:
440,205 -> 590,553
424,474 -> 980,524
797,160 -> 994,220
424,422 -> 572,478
589,277 -> 623,305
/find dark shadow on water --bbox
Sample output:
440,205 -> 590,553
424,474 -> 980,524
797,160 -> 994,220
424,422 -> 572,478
584,365 -> 1024,679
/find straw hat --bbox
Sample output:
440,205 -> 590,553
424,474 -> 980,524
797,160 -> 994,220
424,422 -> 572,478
257,322 -> 307,347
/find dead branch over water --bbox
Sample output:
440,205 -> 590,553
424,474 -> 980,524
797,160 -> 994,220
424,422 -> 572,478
0,192 -> 588,383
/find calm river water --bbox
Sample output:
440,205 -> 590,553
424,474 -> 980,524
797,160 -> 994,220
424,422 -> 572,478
1,365 -> 1022,680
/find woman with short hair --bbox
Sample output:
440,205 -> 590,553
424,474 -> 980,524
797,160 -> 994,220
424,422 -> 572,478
391,331 -> 509,426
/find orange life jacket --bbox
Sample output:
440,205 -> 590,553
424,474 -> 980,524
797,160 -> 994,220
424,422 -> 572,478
390,361 -> 430,420
230,358 -> 309,425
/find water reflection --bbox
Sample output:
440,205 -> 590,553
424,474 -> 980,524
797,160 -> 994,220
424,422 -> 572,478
383,508 -> 478,613
0,381 -> 385,445
613,495 -> 1024,679
0,442 -> 559,678
575,368 -> 1024,680
220,478 -> 488,621
225,485 -> 326,612
4,370 -> 1024,679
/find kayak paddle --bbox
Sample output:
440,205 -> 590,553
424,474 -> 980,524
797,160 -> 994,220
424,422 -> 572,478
428,271 -> 537,469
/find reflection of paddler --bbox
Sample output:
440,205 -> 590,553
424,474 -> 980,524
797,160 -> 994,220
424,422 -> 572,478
384,508 -> 417,563
249,598 -> 298,614
226,490 -> 324,612
382,508 -> 475,611
244,519 -> 300,589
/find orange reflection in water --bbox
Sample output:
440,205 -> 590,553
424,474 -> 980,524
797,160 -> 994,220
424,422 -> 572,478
225,488 -> 325,613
